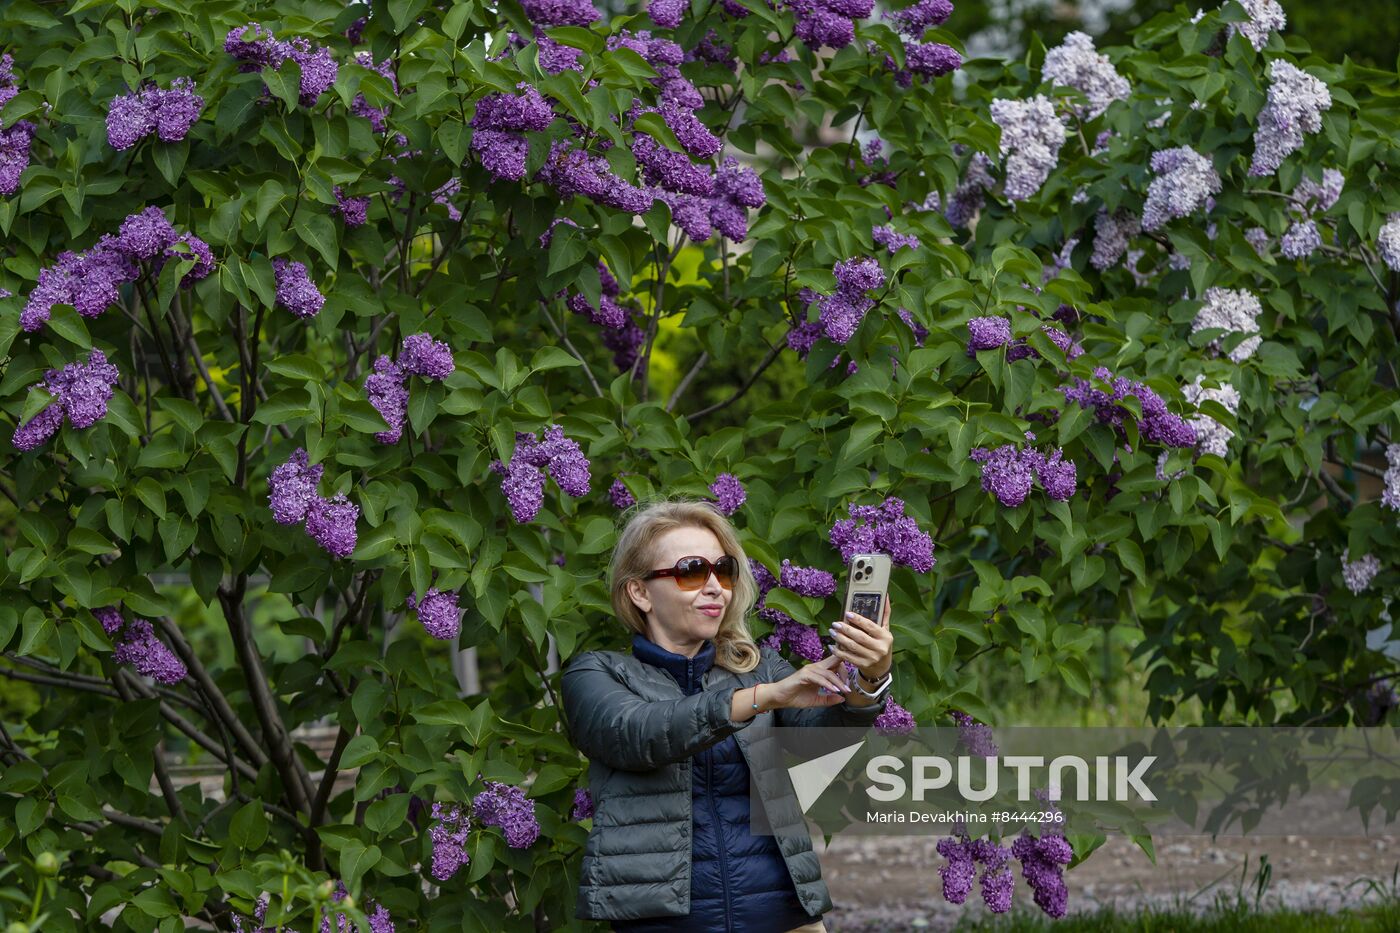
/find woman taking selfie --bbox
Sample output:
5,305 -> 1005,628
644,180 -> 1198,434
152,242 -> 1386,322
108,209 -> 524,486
561,498 -> 896,933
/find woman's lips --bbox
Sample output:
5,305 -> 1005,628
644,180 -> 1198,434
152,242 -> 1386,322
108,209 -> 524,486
698,607 -> 723,617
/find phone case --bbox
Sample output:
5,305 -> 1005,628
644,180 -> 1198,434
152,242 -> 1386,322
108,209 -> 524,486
836,553 -> 892,638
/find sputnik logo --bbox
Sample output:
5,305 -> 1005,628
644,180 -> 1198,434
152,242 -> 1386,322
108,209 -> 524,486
788,740 -> 867,813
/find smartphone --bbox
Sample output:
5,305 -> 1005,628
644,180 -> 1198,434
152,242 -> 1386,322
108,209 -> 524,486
836,553 -> 891,638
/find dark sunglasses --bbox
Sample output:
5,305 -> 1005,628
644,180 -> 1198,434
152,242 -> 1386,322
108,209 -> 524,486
643,555 -> 739,591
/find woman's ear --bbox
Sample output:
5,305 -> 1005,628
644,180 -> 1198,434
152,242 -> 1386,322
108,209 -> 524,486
626,578 -> 651,614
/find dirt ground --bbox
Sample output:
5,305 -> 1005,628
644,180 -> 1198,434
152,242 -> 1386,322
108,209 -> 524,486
817,833 -> 1400,931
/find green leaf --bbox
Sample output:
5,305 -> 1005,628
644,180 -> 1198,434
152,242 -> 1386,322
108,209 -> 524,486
340,734 -> 380,770
299,213 -> 340,271
1113,538 -> 1147,587
153,140 -> 189,188
228,801 -> 268,850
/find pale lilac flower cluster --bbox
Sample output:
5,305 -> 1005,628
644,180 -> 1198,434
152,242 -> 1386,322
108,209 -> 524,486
272,258 -> 325,319
223,24 -> 339,106
1041,31 -> 1130,120
1141,147 -> 1220,231
872,224 -> 920,254
1294,168 -> 1344,214
1383,444 -> 1400,511
873,697 -> 916,736
709,473 -> 746,515
1059,367 -> 1198,449
1228,0 -> 1286,52
571,788 -> 594,821
1280,219 -> 1321,260
1377,214 -> 1400,272
470,83 -> 555,182
333,187 -> 369,226
266,448 -> 359,558
1245,226 -> 1271,257
21,209 -> 212,332
1340,549 -> 1382,596
1191,287 -> 1262,362
488,425 -> 592,523
105,78 -> 204,150
1249,61 -> 1331,177
989,96 -> 1065,202
1091,209 -> 1139,270
817,257 -> 885,344
609,477 -> 636,509
0,55 -> 34,197
828,497 -> 936,572
779,559 -> 837,598
472,780 -> 540,848
11,349 -> 121,452
944,152 -> 996,228
760,618 -> 825,662
97,607 -> 188,685
968,444 -> 1077,507
406,587 -> 462,640
952,710 -> 999,756
1011,831 -> 1073,917
428,802 -> 471,881
1182,375 -> 1241,458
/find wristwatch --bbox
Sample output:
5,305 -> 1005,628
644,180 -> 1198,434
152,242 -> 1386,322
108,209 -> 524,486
848,666 -> 893,701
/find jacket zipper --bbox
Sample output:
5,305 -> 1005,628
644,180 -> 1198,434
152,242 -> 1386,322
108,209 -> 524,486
695,661 -> 733,933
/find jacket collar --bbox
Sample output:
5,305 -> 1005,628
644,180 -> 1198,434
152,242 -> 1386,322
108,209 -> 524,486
631,632 -> 715,691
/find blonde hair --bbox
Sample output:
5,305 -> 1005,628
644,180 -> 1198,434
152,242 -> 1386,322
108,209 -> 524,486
609,497 -> 762,674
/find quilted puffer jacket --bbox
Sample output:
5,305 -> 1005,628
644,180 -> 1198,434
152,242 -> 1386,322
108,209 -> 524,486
561,632 -> 890,931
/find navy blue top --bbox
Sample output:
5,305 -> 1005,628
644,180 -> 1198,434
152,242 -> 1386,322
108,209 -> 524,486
612,633 -> 821,933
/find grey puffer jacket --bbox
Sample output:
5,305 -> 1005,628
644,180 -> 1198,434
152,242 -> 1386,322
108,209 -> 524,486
561,638 -> 890,925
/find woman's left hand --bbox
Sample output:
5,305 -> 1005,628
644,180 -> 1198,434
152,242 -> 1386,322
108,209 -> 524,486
831,597 -> 893,681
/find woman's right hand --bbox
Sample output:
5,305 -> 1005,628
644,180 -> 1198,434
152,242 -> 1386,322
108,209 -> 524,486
761,653 -> 851,710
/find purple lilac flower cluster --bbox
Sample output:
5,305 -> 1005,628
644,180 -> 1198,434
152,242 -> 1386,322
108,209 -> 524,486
884,0 -> 952,36
318,882 -> 395,933
936,834 -> 1013,911
1191,287 -> 1262,363
1041,31 -> 1129,120
876,40 -> 962,88
351,52 -> 398,133
828,497 -> 936,572
565,262 -> 629,330
471,83 -> 555,182
272,258 -> 325,319
760,616 -> 825,662
779,559 -> 837,598
488,425 -> 592,523
989,96 -> 1065,202
20,207 -> 213,332
428,802 -> 472,880
571,787 -> 595,821
873,697 -> 916,736
362,332 -> 454,444
1229,0 -> 1286,52
406,587 -> 462,640
606,29 -> 700,108
708,473 -> 746,515
897,307 -> 929,347
965,315 -> 1082,362
1058,366 -> 1198,449
1279,218 -> 1321,260
333,187 -> 369,226
106,78 -> 204,150
224,23 -> 339,107
648,0 -> 688,27
657,155 -> 767,244
872,224 -> 920,254
538,140 -> 653,215
0,54 -> 35,197
266,448 -> 360,558
1141,146 -> 1220,231
952,709 -> 999,756
1250,61 -> 1331,177
968,443 -> 1077,507
609,476 -> 637,509
785,0 -> 866,52
231,894 -> 270,933
1011,831 -> 1074,917
472,780 -> 541,848
817,257 -> 885,344
1340,549 -> 1382,595
11,349 -> 121,452
1091,209 -> 1139,271
98,606 -> 187,684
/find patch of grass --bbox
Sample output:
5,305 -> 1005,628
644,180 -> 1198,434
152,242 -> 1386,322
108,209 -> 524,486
955,901 -> 1400,931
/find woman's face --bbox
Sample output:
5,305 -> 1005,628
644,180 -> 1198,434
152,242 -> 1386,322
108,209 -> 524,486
626,525 -> 732,653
